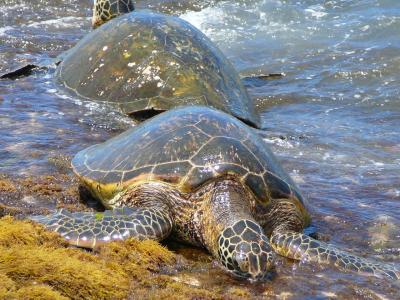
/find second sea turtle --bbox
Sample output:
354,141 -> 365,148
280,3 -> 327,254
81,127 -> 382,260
3,0 -> 260,127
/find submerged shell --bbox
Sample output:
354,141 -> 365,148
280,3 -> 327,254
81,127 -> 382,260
72,106 -> 305,210
57,11 -> 260,128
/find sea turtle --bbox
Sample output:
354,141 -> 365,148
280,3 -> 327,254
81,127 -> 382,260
31,106 -> 399,280
2,0 -> 260,127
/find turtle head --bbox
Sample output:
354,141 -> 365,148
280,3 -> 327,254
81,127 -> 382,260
217,219 -> 275,281
92,0 -> 135,29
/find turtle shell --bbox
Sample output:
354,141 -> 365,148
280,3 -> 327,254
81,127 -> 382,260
72,106 -> 306,212
56,11 -> 260,128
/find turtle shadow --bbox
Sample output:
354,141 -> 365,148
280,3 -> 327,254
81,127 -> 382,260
78,185 -> 106,212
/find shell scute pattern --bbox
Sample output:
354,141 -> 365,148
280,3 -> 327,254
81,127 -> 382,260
244,174 -> 268,201
152,161 -> 192,179
263,172 -> 293,199
122,166 -> 152,183
190,136 -> 265,174
72,107 -> 302,206
57,11 -> 260,127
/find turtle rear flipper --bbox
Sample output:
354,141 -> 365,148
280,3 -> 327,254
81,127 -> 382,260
0,64 -> 42,80
1,57 -> 61,80
270,231 -> 399,280
1,64 -> 51,80
29,207 -> 173,249
240,72 -> 284,89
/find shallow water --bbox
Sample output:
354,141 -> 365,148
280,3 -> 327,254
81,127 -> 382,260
0,0 -> 399,298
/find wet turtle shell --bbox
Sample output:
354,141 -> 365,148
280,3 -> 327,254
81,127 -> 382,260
57,11 -> 260,128
72,106 -> 306,214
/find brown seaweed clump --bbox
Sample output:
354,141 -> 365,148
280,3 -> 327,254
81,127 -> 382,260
0,216 -> 128,299
0,216 -> 251,299
0,176 -> 17,193
0,173 -> 92,218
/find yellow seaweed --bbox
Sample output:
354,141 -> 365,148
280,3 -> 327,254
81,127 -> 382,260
0,216 -> 250,299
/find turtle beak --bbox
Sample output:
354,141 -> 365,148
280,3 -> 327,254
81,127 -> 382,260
92,18 -> 100,29
92,17 -> 103,29
92,3 -> 104,29
233,241 -> 276,281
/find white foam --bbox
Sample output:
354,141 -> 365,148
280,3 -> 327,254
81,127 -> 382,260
179,0 -> 327,59
3,4 -> 25,10
305,5 -> 328,19
27,16 -> 87,29
181,5 -> 238,40
263,137 -> 295,149
0,26 -> 13,36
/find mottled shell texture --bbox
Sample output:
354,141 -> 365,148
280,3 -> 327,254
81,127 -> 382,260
57,11 -> 260,128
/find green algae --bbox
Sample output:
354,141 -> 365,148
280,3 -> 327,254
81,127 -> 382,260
95,212 -> 104,221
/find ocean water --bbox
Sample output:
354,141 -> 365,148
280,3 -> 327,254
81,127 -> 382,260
0,0 -> 399,298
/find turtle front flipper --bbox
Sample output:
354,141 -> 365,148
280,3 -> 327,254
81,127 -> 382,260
270,231 -> 399,280
263,199 -> 399,280
30,207 -> 173,249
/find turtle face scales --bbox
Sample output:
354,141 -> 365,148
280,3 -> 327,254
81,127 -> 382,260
217,220 -> 275,281
92,0 -> 135,28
